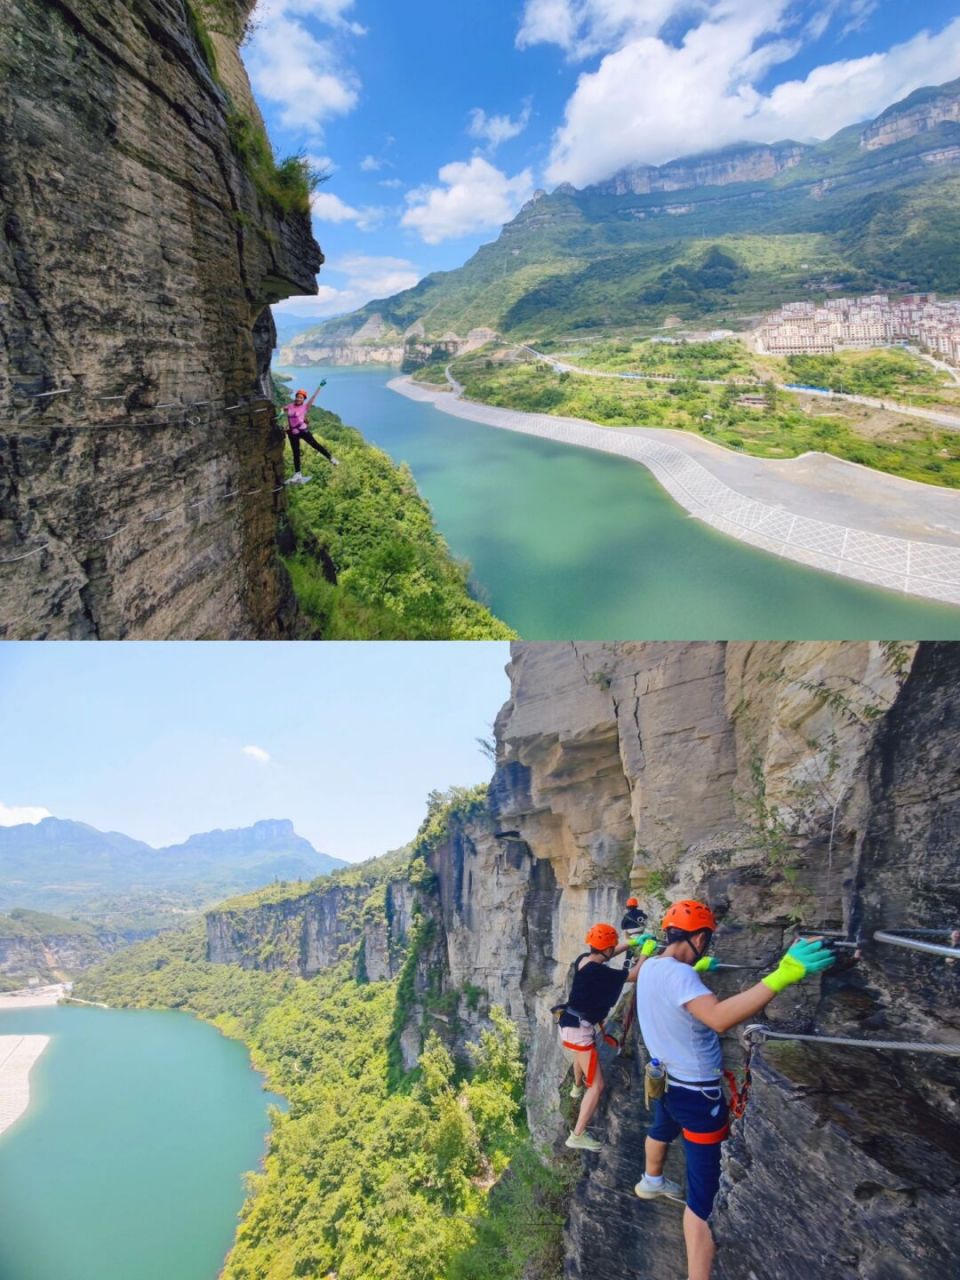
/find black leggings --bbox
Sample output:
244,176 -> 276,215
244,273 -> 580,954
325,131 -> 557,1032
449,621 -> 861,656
289,430 -> 332,471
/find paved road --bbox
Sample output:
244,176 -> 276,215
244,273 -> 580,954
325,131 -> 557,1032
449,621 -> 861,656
393,374 -> 960,607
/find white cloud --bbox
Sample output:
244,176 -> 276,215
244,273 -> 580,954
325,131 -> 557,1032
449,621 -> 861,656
540,10 -> 960,187
244,1 -> 364,135
517,0 -> 694,58
360,154 -> 382,171
401,157 -> 535,244
242,745 -> 271,765
311,191 -> 385,230
467,102 -> 532,151
379,177 -> 404,189
0,802 -> 53,826
273,255 -> 423,319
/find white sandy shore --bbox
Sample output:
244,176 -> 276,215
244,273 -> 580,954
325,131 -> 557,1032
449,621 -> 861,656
0,1035 -> 49,1136
390,375 -> 960,606
0,983 -> 67,1010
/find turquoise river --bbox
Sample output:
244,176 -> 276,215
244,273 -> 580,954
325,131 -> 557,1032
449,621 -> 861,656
275,364 -> 960,639
0,1005 -> 280,1280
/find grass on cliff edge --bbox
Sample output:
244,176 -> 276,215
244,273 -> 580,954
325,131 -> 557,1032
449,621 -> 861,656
75,927 -> 566,1280
446,348 -> 960,488
274,385 -> 515,639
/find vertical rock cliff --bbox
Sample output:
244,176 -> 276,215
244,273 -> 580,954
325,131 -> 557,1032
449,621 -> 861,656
481,641 -> 959,1280
0,0 -> 322,637
198,642 -> 957,1277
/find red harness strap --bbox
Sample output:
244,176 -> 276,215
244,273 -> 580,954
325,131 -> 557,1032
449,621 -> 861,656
683,1122 -> 730,1145
562,1040 -> 599,1087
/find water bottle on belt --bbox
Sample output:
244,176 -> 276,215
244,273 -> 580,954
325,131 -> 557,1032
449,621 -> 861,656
644,1057 -> 666,1109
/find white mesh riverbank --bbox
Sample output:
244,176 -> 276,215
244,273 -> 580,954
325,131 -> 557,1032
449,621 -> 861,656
390,377 -> 960,607
0,1036 -> 49,1137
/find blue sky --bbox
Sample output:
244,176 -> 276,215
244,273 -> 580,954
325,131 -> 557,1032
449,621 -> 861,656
0,643 -> 511,861
253,0 -> 960,324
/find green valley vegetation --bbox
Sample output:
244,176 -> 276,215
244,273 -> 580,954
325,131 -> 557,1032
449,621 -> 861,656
75,788 -> 570,1280
441,347 -> 960,488
274,380 -> 515,639
282,80 -> 960,360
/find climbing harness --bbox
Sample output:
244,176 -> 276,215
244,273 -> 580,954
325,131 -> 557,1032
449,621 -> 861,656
742,1024 -> 960,1057
723,1050 -> 753,1120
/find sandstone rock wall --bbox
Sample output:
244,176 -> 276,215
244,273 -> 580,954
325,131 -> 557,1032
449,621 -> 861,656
487,641 -> 958,1280
205,876 -> 413,980
0,0 -> 322,638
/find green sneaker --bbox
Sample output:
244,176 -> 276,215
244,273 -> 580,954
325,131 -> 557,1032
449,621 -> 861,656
565,1131 -> 602,1152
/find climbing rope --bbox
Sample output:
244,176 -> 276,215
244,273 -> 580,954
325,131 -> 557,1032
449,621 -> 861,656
742,1024 -> 960,1056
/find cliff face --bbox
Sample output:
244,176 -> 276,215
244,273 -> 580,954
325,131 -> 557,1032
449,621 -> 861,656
0,0 -> 322,639
597,143 -> 809,196
484,642 -> 959,1280
0,920 -> 134,985
861,83 -> 960,151
198,642 -> 958,1278
205,877 -> 415,981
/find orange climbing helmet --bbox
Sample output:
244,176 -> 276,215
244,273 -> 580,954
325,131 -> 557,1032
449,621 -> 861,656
585,923 -> 619,951
625,897 -> 640,908
662,900 -> 717,934
295,389 -> 308,399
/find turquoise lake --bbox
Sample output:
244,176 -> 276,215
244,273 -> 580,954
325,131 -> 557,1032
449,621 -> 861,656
274,364 -> 960,639
0,1005 -> 280,1280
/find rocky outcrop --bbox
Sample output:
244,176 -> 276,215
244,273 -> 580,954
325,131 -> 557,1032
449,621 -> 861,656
486,641 -> 959,1280
861,81 -> 960,151
0,0 -> 322,638
0,914 -> 137,985
280,320 -> 498,368
592,143 -> 809,196
205,876 -> 414,980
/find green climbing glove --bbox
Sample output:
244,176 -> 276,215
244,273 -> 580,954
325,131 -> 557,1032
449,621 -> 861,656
693,956 -> 719,973
762,938 -> 836,994
319,379 -> 327,387
629,934 -> 659,957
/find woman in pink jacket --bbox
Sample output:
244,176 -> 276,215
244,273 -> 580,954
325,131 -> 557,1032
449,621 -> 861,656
282,384 -> 339,484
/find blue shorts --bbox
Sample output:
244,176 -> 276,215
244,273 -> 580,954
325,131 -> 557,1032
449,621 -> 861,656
648,1083 -> 729,1220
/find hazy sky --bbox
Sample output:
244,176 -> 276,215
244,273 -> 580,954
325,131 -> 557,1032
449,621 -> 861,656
251,0 -> 960,321
0,643 -> 512,861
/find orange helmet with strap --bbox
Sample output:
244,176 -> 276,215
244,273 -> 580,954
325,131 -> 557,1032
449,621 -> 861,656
662,900 -> 717,933
585,923 -> 619,951
625,897 -> 639,908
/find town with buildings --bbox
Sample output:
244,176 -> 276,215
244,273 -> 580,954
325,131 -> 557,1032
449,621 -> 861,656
756,293 -> 960,366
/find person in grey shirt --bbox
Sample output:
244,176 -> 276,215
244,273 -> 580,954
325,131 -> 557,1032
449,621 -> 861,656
633,899 -> 835,1280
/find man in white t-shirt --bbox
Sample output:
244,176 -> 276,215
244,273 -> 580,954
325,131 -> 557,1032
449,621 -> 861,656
633,899 -> 835,1280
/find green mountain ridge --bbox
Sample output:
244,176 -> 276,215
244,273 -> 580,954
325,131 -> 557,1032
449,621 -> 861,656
282,78 -> 960,358
0,817 -> 347,929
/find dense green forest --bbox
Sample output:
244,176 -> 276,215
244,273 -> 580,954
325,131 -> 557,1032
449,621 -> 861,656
274,381 -> 515,639
75,787 -> 570,1279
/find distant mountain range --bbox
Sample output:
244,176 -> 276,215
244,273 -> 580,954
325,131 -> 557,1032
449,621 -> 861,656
281,77 -> 960,363
0,818 -> 346,929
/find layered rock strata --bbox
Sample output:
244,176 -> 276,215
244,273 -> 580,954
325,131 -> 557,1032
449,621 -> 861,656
0,0 -> 322,638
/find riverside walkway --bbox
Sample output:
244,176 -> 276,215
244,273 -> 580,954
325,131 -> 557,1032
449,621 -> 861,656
389,375 -> 960,607
0,1036 -> 49,1137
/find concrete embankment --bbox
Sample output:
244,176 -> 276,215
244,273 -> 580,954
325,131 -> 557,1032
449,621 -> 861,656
390,375 -> 960,607
0,1036 -> 49,1137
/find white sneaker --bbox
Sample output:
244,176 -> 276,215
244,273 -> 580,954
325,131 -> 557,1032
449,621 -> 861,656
299,474 -> 312,483
284,474 -> 300,485
570,1083 -> 585,1100
330,457 -> 340,467
634,1174 -> 683,1202
565,1131 -> 601,1152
